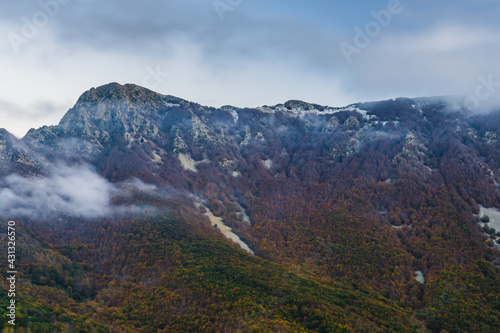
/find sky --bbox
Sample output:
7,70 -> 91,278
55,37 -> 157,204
1,0 -> 500,137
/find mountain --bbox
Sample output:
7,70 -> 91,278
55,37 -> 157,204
1,83 -> 499,332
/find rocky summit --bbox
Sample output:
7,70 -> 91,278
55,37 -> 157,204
0,83 -> 499,332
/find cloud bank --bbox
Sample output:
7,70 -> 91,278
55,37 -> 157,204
0,163 -> 159,220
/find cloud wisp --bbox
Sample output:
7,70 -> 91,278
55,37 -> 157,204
0,163 -> 161,220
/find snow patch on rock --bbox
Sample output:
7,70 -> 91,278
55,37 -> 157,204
262,159 -> 273,170
151,150 -> 163,164
178,153 -> 207,173
414,270 -> 425,284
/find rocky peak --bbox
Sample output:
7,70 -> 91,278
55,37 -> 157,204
75,82 -> 165,105
62,83 -> 167,125
58,83 -> 171,145
284,100 -> 315,111
0,128 -> 16,141
0,129 -> 18,154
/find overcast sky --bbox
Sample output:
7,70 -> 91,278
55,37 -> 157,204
1,0 -> 500,137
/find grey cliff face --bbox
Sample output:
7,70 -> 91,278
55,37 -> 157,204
0,83 -> 498,199
58,83 -> 169,146
0,129 -> 41,176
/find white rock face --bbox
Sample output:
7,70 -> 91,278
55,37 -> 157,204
196,202 -> 254,255
58,83 -> 167,147
234,201 -> 251,224
477,206 -> 500,249
262,159 -> 273,170
151,150 -> 163,164
414,271 -> 425,284
479,206 -> 500,230
178,153 -> 199,173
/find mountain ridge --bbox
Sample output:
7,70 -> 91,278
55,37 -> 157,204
1,82 -> 481,142
1,82 -> 500,332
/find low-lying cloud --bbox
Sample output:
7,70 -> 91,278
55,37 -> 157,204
0,163 -> 159,220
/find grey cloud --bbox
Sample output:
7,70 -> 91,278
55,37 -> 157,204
3,0 -> 343,70
0,100 -> 24,116
53,0 -> 233,54
4,0 -> 500,71
0,163 -> 161,220
343,23 -> 500,103
0,163 -> 113,219
0,100 -> 70,137
0,100 -> 69,120
120,178 -> 157,192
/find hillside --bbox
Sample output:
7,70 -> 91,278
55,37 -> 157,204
1,83 -> 499,332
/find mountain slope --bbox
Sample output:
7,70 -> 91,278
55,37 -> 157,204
1,83 -> 499,332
